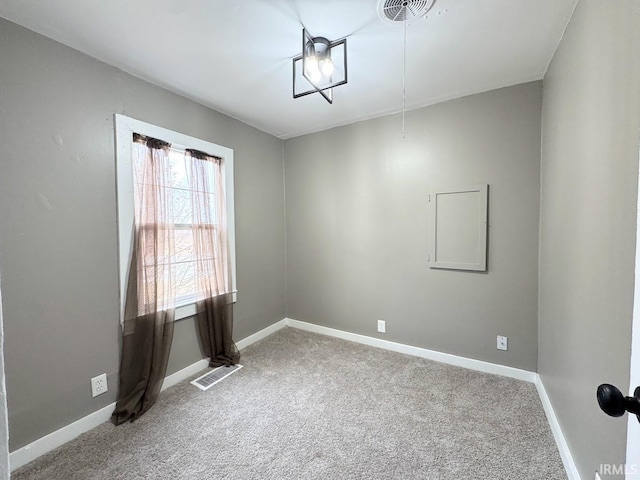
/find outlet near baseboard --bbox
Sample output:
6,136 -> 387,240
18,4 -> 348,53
377,320 -> 386,333
91,373 -> 108,397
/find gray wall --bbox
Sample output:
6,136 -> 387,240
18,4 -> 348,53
284,82 -> 542,371
538,1 -> 640,478
0,18 -> 285,451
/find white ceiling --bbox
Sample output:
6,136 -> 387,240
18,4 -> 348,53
0,0 -> 577,139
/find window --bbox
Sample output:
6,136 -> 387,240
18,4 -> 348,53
115,114 -> 236,322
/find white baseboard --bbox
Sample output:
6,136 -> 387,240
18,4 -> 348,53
9,401 -> 116,472
161,359 -> 210,392
10,316 -> 578,480
10,356 -> 212,472
534,375 -> 581,480
285,318 -> 579,479
9,319 -> 287,472
236,319 -> 287,351
285,318 -> 537,383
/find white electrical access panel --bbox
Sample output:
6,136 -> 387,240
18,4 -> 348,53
428,184 -> 488,272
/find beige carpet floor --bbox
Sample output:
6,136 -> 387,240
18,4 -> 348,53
13,327 -> 566,479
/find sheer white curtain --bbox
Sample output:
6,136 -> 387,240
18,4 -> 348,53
113,140 -> 238,426
186,149 -> 239,367
112,134 -> 177,425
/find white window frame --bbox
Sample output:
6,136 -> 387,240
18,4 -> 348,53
114,114 -> 237,323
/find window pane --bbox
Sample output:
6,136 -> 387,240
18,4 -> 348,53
169,150 -> 188,189
171,188 -> 192,224
140,228 -> 173,266
173,230 -> 195,263
131,144 -> 227,310
193,227 -> 220,261
190,192 -> 217,225
173,261 -> 197,302
188,158 -> 217,195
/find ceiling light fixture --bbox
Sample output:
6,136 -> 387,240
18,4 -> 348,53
377,0 -> 438,137
293,29 -> 347,104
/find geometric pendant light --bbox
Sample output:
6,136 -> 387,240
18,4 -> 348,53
292,28 -> 348,104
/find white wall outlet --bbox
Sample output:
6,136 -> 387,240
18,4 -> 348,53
91,373 -> 108,397
377,320 -> 386,333
497,335 -> 508,351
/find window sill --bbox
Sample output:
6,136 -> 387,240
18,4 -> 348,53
174,291 -> 238,322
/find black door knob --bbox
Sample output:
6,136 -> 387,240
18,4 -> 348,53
597,384 -> 640,422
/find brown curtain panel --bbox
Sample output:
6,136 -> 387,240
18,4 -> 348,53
186,149 -> 239,367
112,134 -> 177,425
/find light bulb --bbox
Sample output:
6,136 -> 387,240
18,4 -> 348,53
320,58 -> 334,77
305,55 -> 321,83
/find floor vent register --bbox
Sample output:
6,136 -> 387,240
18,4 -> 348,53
191,364 -> 243,391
